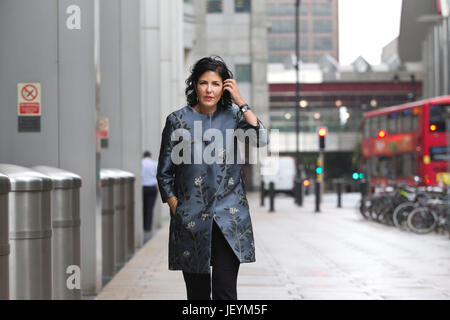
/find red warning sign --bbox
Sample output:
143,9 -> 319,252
99,117 -> 109,138
18,83 -> 41,115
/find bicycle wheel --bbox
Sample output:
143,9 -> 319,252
359,198 -> 371,220
407,207 -> 437,234
393,202 -> 417,231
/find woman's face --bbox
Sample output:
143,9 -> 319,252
195,71 -> 223,108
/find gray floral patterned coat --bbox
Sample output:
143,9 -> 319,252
157,104 -> 269,274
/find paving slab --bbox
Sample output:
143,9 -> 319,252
96,192 -> 450,300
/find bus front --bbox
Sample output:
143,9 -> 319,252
424,100 -> 450,187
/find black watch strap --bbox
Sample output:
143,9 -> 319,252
239,103 -> 251,112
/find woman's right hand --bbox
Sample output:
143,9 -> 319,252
167,196 -> 178,215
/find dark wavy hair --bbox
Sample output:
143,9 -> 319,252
185,56 -> 234,109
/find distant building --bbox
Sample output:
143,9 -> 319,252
268,58 -> 422,184
387,0 -> 449,97
267,0 -> 339,67
187,0 -> 270,190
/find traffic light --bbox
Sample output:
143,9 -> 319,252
377,129 -> 386,138
316,157 -> 323,182
352,172 -> 365,180
317,127 -> 327,150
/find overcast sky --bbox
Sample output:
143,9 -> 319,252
338,0 -> 403,65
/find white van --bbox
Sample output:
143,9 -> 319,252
261,156 -> 296,194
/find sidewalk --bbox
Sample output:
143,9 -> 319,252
96,191 -> 450,300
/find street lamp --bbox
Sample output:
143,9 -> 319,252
294,0 -> 303,206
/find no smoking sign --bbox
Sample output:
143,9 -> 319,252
18,82 -> 41,115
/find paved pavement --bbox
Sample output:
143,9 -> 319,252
96,191 -> 450,300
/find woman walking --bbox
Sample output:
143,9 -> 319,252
157,56 -> 269,300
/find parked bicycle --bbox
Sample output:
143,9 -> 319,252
407,194 -> 450,235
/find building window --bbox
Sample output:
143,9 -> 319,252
312,3 -> 332,16
235,0 -> 251,13
312,19 -> 332,33
270,20 -> 308,34
235,64 -> 251,82
267,3 -> 307,17
313,37 -> 332,50
269,37 -> 307,51
207,0 -> 222,13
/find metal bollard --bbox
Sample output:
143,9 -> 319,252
294,178 -> 303,206
0,164 -> 53,299
119,170 -> 135,261
0,173 -> 10,300
260,181 -> 265,207
337,180 -> 342,208
269,182 -> 275,212
103,169 -> 127,272
32,166 -> 82,300
100,170 -> 115,285
360,179 -> 369,199
315,181 -> 321,213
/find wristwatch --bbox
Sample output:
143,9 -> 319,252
239,103 -> 251,113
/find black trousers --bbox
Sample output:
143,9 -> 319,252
182,220 -> 240,300
143,186 -> 157,231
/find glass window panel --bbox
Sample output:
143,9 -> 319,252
235,0 -> 250,13
267,3 -> 308,16
370,116 -> 378,137
395,155 -> 403,177
270,20 -> 295,33
312,3 -> 332,16
364,118 -> 371,138
269,37 -> 307,50
429,104 -> 450,132
235,64 -> 251,82
207,0 -> 222,13
379,114 -> 387,133
401,109 -> 412,132
312,19 -> 332,33
388,113 -> 399,134
411,113 -> 417,131
313,37 -> 332,50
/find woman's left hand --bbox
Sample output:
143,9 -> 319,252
223,79 -> 245,107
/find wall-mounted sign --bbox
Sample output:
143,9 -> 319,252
17,82 -> 41,132
99,117 -> 109,148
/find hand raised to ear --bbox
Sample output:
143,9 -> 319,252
223,79 -> 245,107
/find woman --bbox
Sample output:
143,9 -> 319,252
157,56 -> 269,300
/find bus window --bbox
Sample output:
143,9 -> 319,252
412,112 -> 418,132
429,104 -> 450,132
370,116 -> 377,137
379,156 -> 394,178
401,109 -> 413,132
364,118 -> 370,138
388,113 -> 399,135
430,146 -> 450,161
368,157 -> 377,177
395,154 -> 403,177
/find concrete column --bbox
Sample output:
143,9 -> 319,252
99,0 -> 143,248
0,0 -> 101,296
119,0 -> 143,249
250,0 -> 270,190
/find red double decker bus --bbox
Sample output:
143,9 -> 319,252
361,96 -> 450,187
